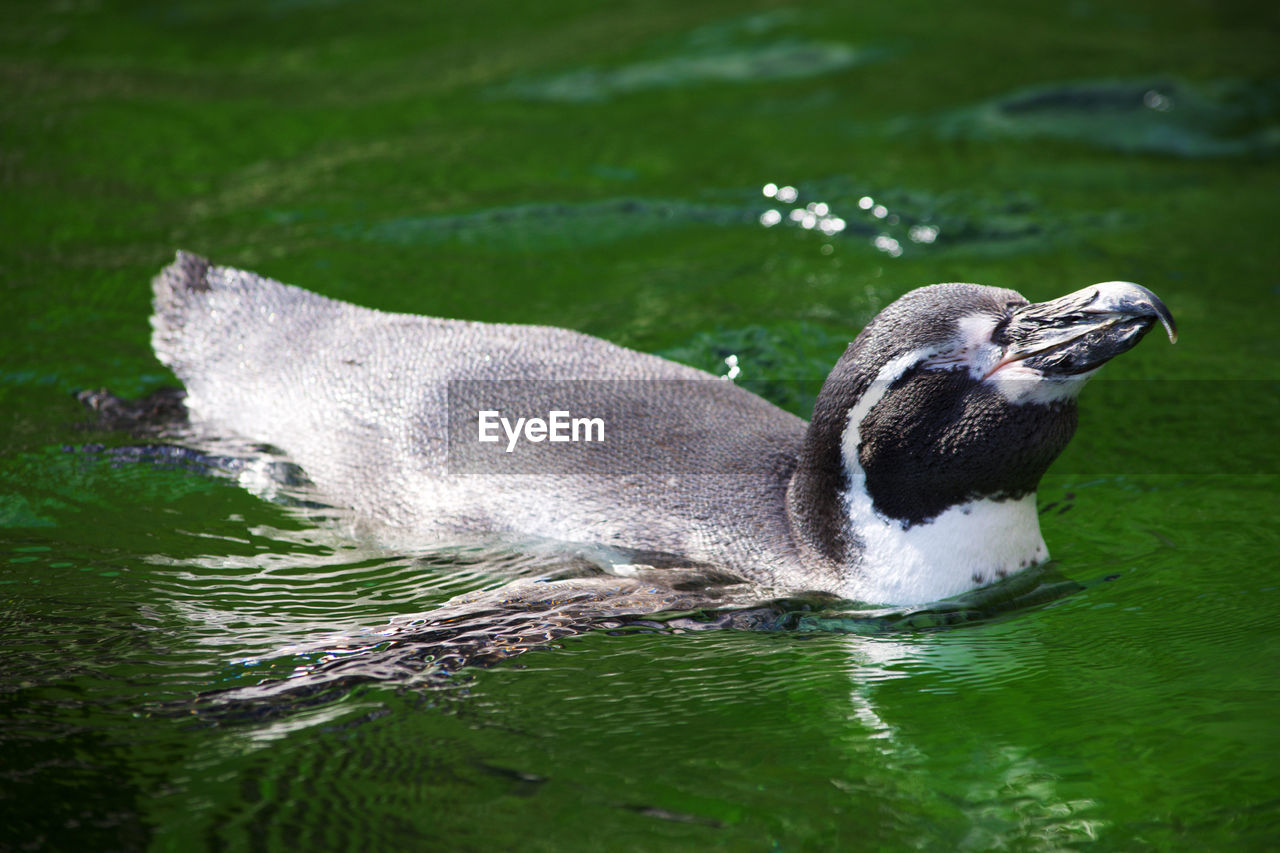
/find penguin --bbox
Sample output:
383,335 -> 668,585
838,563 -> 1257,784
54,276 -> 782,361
150,252 -> 1175,606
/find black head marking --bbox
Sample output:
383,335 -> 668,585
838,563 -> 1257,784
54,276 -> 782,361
857,368 -> 1078,527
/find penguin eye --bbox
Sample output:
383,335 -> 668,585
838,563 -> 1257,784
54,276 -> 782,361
990,313 -> 1014,345
989,301 -> 1023,345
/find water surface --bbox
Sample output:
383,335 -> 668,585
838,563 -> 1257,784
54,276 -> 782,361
2,0 -> 1278,849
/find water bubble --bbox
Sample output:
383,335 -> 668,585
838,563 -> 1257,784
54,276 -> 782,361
858,196 -> 874,210
874,234 -> 903,257
819,216 -> 846,235
722,353 -> 741,381
776,185 -> 798,203
762,182 -> 779,197
1143,90 -> 1172,112
908,224 -> 939,244
760,209 -> 782,227
872,204 -> 888,219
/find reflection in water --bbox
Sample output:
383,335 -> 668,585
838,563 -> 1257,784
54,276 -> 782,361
841,634 -> 920,750
141,534 -> 1099,844
840,633 -> 1107,846
957,744 -> 1104,847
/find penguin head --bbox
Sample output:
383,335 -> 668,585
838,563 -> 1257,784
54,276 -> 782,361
796,280 -> 1175,603
836,280 -> 1176,527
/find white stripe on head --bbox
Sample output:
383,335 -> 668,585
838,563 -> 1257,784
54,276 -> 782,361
840,347 -> 935,491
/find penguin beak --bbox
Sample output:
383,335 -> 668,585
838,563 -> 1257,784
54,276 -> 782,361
986,281 -> 1177,379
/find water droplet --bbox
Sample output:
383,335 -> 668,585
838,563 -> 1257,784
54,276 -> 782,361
1143,90 -> 1172,112
908,224 -> 939,244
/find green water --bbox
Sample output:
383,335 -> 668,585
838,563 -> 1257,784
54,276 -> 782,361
3,0 -> 1278,849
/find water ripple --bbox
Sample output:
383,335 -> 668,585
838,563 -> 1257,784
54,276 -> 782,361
906,76 -> 1280,158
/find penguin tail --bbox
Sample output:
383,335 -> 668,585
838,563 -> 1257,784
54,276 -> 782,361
150,250 -> 216,379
